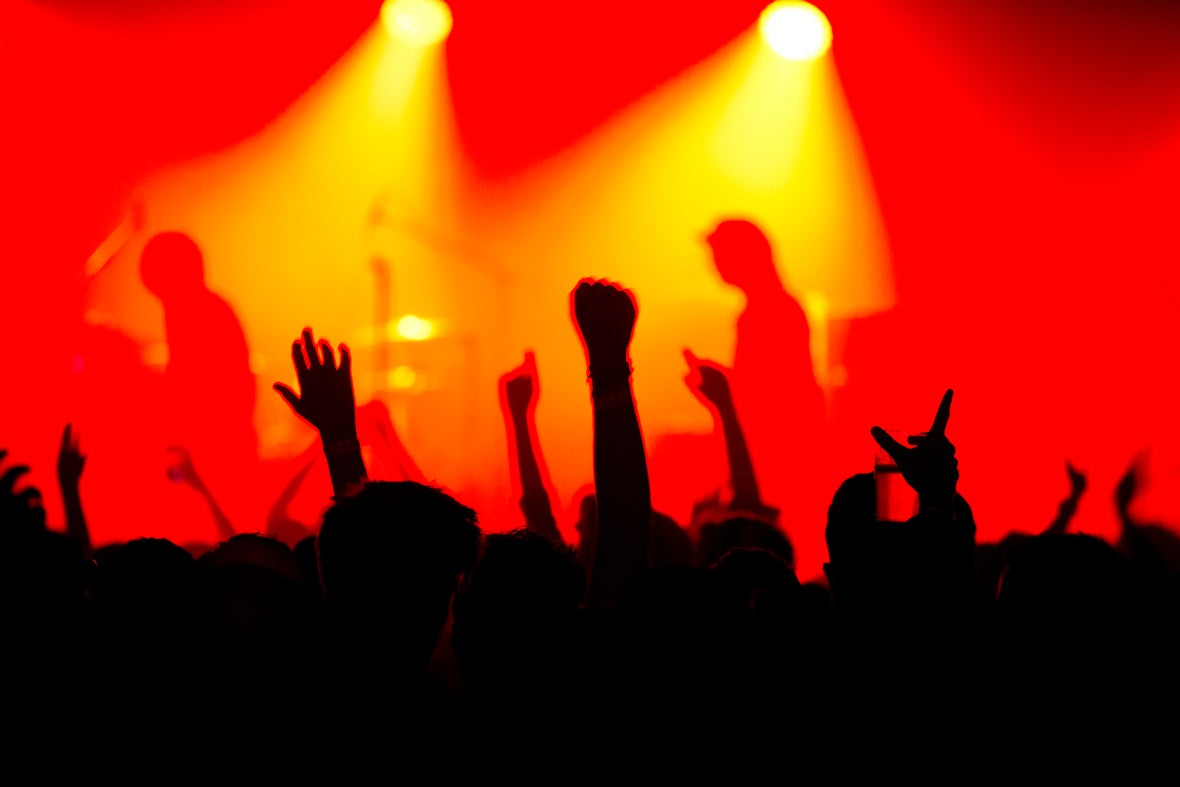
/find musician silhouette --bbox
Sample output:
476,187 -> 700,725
140,232 -> 257,524
704,218 -> 828,575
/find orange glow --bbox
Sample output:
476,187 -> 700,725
759,1 -> 832,62
381,0 -> 453,47
388,364 -> 419,389
458,26 -> 891,575
87,12 -> 886,574
396,314 -> 435,341
11,0 -> 1179,581
83,20 -> 465,541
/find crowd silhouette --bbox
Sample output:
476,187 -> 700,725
4,223 -> 1178,760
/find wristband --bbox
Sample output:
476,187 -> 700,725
323,437 -> 360,457
592,386 -> 633,410
587,360 -> 632,384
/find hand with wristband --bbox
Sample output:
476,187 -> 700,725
572,278 -> 636,395
570,278 -> 650,608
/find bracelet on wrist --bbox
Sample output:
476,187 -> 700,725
587,360 -> 632,383
323,437 -> 360,457
591,387 -> 633,410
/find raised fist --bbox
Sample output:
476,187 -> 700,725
1065,460 -> 1087,499
1115,456 -> 1143,516
683,349 -> 733,412
501,350 -> 539,417
571,279 -> 637,379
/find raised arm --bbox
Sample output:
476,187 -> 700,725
683,349 -> 777,522
1113,453 -> 1169,576
1043,460 -> 1086,536
1,449 -> 45,530
499,350 -> 562,544
357,400 -> 426,484
265,440 -> 320,542
273,328 -> 367,499
864,389 -> 975,619
167,446 -> 236,543
57,424 -> 91,558
572,279 -> 651,609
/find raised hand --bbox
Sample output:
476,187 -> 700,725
501,350 -> 539,417
499,350 -> 562,543
1066,460 -> 1087,499
273,328 -> 357,442
53,427 -> 93,555
684,348 -> 777,523
165,445 -> 235,541
356,399 -> 425,484
165,445 -> 202,490
57,424 -> 86,491
571,279 -> 637,384
683,349 -> 733,412
1115,454 -> 1144,520
871,389 -> 958,513
1,448 -> 46,529
1044,459 -> 1088,536
274,327 -> 367,497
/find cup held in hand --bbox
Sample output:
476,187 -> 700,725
874,429 -> 924,522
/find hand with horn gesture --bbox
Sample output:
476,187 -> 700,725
871,389 -> 958,516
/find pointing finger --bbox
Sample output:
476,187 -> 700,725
929,389 -> 954,436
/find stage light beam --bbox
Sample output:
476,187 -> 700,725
759,1 -> 832,61
381,0 -> 453,47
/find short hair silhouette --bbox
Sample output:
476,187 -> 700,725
317,481 -> 481,682
452,528 -> 584,697
997,533 -> 1139,625
698,515 -> 794,569
198,533 -> 312,647
824,473 -> 975,621
704,218 -> 779,291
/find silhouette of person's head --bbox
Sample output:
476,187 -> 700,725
452,529 -> 584,698
90,538 -> 203,650
824,473 -> 975,623
698,515 -> 794,570
995,533 -> 1156,690
997,534 -> 1140,629
704,218 -> 781,294
140,232 -> 206,302
317,481 -> 480,680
